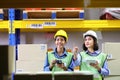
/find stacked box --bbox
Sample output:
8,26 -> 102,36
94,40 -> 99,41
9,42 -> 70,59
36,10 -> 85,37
16,44 -> 47,73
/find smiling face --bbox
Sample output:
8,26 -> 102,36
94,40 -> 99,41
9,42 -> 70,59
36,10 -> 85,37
84,36 -> 94,49
55,36 -> 66,49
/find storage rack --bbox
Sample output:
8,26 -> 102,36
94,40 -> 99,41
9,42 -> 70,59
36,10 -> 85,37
0,0 -> 120,79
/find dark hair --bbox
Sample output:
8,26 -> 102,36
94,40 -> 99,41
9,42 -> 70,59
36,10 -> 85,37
82,35 -> 99,51
54,36 -> 67,42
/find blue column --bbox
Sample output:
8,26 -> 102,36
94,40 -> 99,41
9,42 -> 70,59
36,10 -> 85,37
11,72 -> 14,80
23,11 -> 28,19
9,9 -> 21,60
79,11 -> 84,19
51,11 -> 56,19
9,8 -> 15,46
0,13 -> 3,19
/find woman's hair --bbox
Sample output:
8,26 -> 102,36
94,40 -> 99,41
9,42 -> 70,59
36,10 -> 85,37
82,35 -> 99,51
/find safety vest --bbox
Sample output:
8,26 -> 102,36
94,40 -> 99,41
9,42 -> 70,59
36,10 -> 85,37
48,51 -> 73,71
80,51 -> 107,80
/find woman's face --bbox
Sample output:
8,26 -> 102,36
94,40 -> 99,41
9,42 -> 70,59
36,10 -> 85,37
55,36 -> 66,49
84,36 -> 94,49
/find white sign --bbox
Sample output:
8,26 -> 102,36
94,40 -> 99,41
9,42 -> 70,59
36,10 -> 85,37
28,24 -> 43,28
43,22 -> 56,26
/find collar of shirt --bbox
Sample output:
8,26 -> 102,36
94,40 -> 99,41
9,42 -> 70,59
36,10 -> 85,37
52,48 -> 67,59
86,50 -> 101,56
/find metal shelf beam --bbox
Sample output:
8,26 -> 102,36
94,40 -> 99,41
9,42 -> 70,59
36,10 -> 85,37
13,20 -> 120,32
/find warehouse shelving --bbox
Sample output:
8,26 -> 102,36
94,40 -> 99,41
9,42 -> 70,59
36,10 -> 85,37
0,20 -> 9,32
0,0 -> 119,79
23,9 -> 84,19
0,8 -> 119,47
13,20 -> 120,32
0,20 -> 9,28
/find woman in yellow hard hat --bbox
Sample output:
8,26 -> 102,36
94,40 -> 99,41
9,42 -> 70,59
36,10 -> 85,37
73,30 -> 109,80
44,29 -> 75,71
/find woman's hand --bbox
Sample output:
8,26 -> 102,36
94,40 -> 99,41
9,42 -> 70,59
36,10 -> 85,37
49,60 -> 56,70
73,46 -> 79,60
57,63 -> 67,71
90,61 -> 101,71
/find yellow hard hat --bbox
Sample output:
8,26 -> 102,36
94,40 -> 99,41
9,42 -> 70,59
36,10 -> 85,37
54,30 -> 68,42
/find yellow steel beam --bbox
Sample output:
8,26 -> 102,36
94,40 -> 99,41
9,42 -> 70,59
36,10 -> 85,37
0,21 -> 9,28
0,21 -> 9,32
13,20 -> 120,32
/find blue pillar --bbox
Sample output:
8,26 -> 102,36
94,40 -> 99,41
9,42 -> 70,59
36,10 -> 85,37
23,11 -> 28,19
9,8 -> 15,46
9,9 -> 21,60
9,33 -> 16,46
9,8 -> 17,60
51,11 -> 56,19
0,13 -> 3,19
79,11 -> 84,19
11,72 -> 14,80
